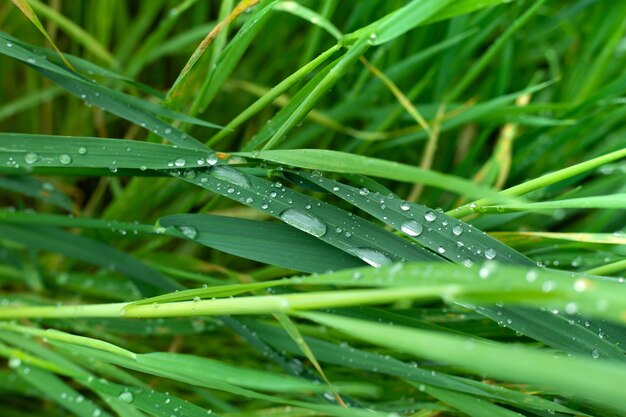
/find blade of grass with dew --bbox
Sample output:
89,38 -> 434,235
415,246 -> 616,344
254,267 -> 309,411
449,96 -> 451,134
159,213 -> 364,272
245,320 -> 580,415
241,149 -> 517,202
299,311 -> 626,414
182,168 -> 442,266
295,171 -> 532,265
0,134 -> 215,174
45,342 -> 395,417
0,209 -> 363,273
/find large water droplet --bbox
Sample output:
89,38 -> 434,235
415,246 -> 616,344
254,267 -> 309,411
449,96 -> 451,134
174,158 -> 186,167
399,201 -> 410,211
178,225 -> 198,240
59,154 -> 72,165
78,146 -> 88,155
117,391 -> 134,403
484,248 -> 497,260
24,152 -> 40,164
210,166 -> 250,188
347,248 -> 392,268
400,220 -> 423,237
452,225 -> 463,236
206,153 -> 218,166
279,209 -> 327,237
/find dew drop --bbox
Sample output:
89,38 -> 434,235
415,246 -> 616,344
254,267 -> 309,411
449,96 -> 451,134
437,246 -> 446,254
400,220 -> 423,237
424,211 -> 437,222
8,357 -> 21,369
279,209 -> 327,237
178,225 -> 198,240
174,158 -> 186,167
164,128 -> 172,134
484,248 -> 497,260
591,349 -> 600,359
347,248 -> 392,268
399,201 -> 410,211
58,154 -> 72,165
117,391 -> 134,403
78,146 -> 87,155
358,188 -> 369,196
210,165 -> 250,188
206,154 -> 218,166
452,225 -> 463,236
24,152 -> 40,164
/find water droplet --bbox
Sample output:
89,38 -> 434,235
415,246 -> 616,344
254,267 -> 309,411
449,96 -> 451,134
210,166 -> 250,188
565,302 -> 578,314
279,209 -> 327,237
58,154 -> 72,165
6,42 -> 13,47
174,158 -> 186,167
542,281 -> 556,293
462,258 -> 473,267
479,262 -> 497,279
574,278 -> 590,292
165,128 -> 172,134
117,391 -> 134,403
78,146 -> 87,155
484,248 -> 497,260
8,357 -> 21,369
400,220 -> 423,237
27,57 -> 36,64
399,201 -> 410,211
525,270 -> 538,282
193,296 -> 201,303
452,225 -> 463,236
347,248 -> 392,268
359,188 -> 369,196
437,246 -> 446,254
24,152 -> 40,164
178,225 -> 198,240
591,349 -> 600,359
206,154 -> 218,166
424,211 -> 436,222
93,408 -> 102,417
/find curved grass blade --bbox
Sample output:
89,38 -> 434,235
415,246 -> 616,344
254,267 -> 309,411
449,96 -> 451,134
14,366 -> 113,417
245,320 -> 579,415
0,33 -> 219,149
0,176 -> 73,211
241,149 -> 515,202
184,168 -> 441,266
0,223 -> 178,296
159,213 -> 364,272
88,378 -> 216,417
342,0 -> 453,46
300,311 -> 626,414
274,1 -> 342,39
0,134 -> 215,173
296,172 -> 532,266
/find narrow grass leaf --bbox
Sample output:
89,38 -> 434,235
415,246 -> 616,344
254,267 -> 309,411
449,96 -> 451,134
300,311 -> 626,413
159,213 -> 364,272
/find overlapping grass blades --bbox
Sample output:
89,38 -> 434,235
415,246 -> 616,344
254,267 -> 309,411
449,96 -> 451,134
2,1 -> 626,417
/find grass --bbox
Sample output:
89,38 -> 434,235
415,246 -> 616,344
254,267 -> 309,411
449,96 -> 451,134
1,0 -> 626,416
